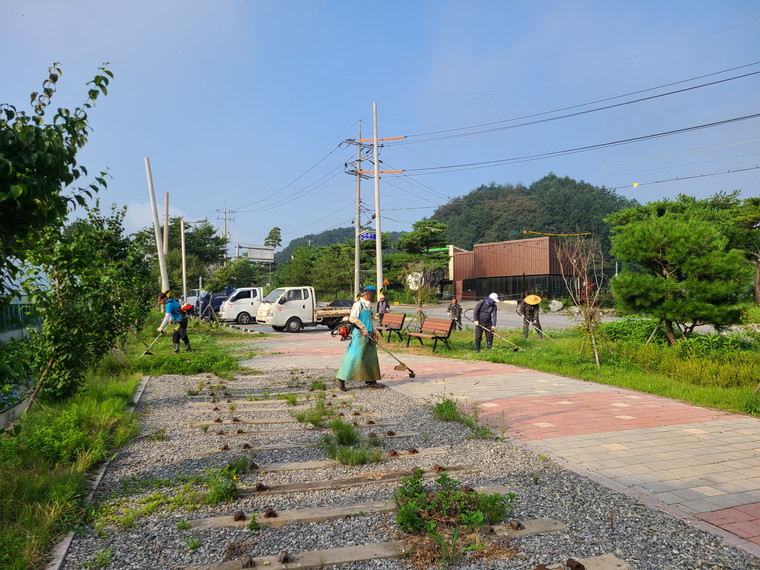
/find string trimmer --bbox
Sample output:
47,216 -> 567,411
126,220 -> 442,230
367,334 -> 416,378
463,311 -> 524,352
140,324 -> 177,358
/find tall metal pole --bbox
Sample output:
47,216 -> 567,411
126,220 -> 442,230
354,120 -> 362,298
145,157 -> 170,293
181,219 -> 187,302
372,102 -> 383,295
163,192 -> 169,255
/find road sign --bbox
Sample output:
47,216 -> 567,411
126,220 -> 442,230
360,231 -> 376,242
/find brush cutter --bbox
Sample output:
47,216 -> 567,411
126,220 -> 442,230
366,333 -> 416,378
529,320 -> 554,341
463,311 -> 524,352
140,324 -> 177,358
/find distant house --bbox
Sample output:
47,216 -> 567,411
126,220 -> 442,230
450,237 -> 567,301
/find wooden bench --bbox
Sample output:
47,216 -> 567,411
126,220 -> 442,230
375,312 -> 406,342
405,317 -> 454,353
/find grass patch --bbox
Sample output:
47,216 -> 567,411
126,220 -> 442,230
92,464 -> 243,536
0,371 -> 140,569
0,310 -> 258,568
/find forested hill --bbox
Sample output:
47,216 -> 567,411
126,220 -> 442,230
432,173 -> 639,251
274,227 -> 401,264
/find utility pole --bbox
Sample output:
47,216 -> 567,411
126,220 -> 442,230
354,120 -> 361,298
181,219 -> 187,301
216,202 -> 235,241
216,202 -> 235,264
342,108 -> 405,297
372,103 -> 382,295
163,192 -> 169,255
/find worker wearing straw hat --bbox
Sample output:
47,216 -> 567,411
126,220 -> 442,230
517,293 -> 543,339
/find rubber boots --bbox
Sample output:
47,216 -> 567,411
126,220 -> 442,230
173,343 -> 180,354
475,341 -> 481,353
185,343 -> 192,352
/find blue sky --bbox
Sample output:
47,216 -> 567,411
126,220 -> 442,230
2,1 -> 759,252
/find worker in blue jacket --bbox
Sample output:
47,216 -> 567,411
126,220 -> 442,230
158,291 -> 191,353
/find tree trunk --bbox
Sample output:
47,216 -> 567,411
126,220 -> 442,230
590,329 -> 601,369
755,264 -> 760,306
646,320 -> 662,345
664,320 -> 678,346
109,345 -> 127,368
25,357 -> 55,413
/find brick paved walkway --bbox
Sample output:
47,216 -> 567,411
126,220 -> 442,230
242,330 -> 760,557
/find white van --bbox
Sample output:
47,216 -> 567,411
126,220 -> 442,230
217,287 -> 263,325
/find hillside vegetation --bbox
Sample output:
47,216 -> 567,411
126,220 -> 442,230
432,173 -> 638,254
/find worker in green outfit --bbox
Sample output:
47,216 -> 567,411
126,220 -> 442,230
335,286 -> 383,391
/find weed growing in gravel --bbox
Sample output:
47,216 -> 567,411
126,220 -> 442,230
186,388 -> 200,396
185,536 -> 201,550
204,466 -> 239,503
310,380 -> 327,391
81,547 -> 112,569
293,396 -> 334,427
177,519 -> 191,530
318,419 -> 381,466
283,393 -> 298,406
431,396 -> 494,439
227,456 -> 254,474
432,396 -> 459,421
93,466 -> 240,535
394,469 -> 515,568
146,427 -> 169,441
246,514 -> 260,531
329,419 -> 361,446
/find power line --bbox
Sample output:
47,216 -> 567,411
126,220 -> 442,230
235,166 -> 348,213
401,112 -> 760,175
230,143 -> 344,211
388,67 -> 760,145
608,164 -> 759,191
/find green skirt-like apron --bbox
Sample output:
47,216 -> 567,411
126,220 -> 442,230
336,305 -> 380,383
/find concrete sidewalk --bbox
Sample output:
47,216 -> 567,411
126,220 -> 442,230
242,330 -> 760,558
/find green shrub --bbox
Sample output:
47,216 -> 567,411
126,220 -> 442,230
396,498 -> 434,533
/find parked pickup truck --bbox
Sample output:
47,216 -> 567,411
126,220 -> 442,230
218,287 -> 263,325
256,286 -> 351,332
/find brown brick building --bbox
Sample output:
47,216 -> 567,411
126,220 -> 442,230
450,237 -> 567,301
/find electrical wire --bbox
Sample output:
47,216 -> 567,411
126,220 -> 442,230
230,143 -> 345,211
388,62 -> 760,145
401,112 -> 760,175
235,165 -> 348,213
607,164 -> 759,191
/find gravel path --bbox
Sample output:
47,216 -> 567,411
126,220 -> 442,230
59,370 -> 760,569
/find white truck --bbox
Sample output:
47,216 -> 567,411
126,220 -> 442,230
218,287 -> 263,325
256,286 -> 351,332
